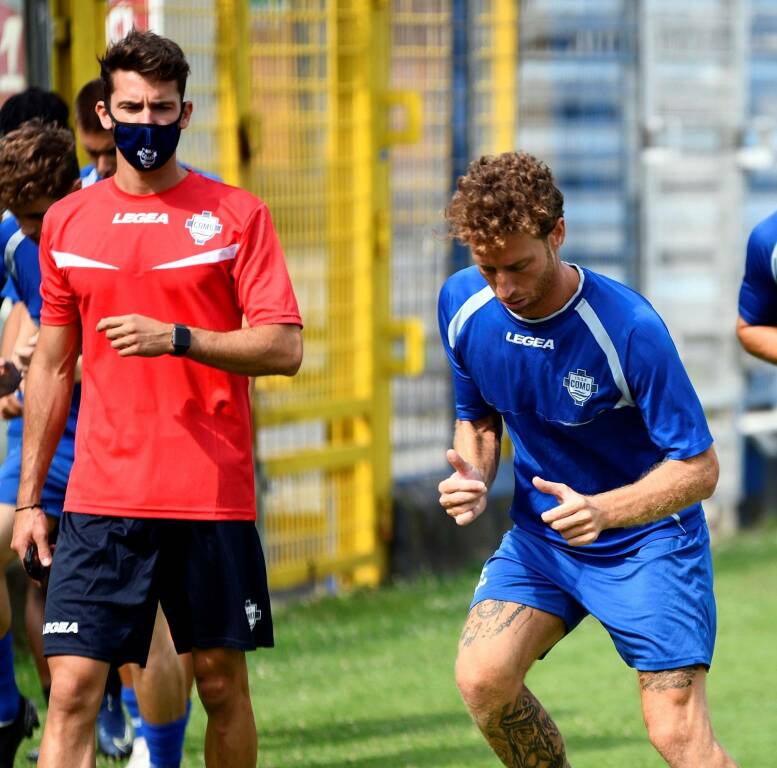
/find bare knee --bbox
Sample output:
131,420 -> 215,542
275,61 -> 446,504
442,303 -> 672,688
193,648 -> 249,714
640,667 -> 711,758
455,651 -> 524,717
48,663 -> 105,721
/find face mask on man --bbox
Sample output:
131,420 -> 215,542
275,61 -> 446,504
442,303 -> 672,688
107,105 -> 184,172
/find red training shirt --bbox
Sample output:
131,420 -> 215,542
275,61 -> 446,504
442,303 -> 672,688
38,172 -> 301,521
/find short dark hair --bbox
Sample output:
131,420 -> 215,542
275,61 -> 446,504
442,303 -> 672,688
75,78 -> 107,134
0,87 -> 70,135
446,152 -> 565,256
99,29 -> 190,102
0,120 -> 79,209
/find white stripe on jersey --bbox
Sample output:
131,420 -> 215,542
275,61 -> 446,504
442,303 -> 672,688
575,298 -> 635,408
52,251 -> 119,270
152,244 -> 239,270
447,285 -> 494,348
4,228 -> 24,281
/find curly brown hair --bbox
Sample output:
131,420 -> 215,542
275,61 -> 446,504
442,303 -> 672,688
446,152 -> 564,256
0,119 -> 79,209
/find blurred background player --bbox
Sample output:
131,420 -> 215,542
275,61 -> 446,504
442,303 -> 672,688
737,209 -> 777,363
74,79 -> 117,187
0,89 -> 71,767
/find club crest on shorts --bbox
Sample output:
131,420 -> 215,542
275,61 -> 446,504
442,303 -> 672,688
137,147 -> 158,168
563,368 -> 598,406
244,599 -> 260,630
185,210 -> 223,246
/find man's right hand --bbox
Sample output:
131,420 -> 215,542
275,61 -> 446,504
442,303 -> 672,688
438,449 -> 488,526
11,506 -> 52,568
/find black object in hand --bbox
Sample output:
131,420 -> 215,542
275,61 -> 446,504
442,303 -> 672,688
23,543 -> 50,582
0,361 -> 21,397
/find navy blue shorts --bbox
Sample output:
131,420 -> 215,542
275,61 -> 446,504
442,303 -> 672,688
42,512 -> 274,665
470,523 -> 716,671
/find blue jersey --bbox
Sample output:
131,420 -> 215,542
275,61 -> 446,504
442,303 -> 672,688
0,216 -> 80,441
739,210 -> 777,326
439,264 -> 713,556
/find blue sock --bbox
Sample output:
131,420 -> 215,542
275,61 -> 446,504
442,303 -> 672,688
0,632 -> 21,725
120,685 -> 144,740
144,699 -> 191,768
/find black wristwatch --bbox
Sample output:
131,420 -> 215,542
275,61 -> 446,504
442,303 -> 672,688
171,324 -> 191,357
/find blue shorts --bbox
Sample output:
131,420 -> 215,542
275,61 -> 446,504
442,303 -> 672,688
0,440 -> 73,517
471,523 -> 716,671
43,512 -> 274,666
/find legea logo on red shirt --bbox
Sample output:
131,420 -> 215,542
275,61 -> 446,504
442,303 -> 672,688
112,212 -> 169,224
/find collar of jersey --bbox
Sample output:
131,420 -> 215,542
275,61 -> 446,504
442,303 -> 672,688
502,263 -> 585,326
106,169 -> 194,202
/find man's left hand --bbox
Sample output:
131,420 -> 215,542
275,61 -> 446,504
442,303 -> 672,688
533,476 -> 608,546
96,314 -> 173,358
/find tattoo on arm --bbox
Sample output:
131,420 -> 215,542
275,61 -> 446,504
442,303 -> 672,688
638,665 -> 704,692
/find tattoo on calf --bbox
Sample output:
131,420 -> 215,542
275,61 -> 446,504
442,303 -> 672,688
459,601 -> 530,648
638,665 -> 704,692
485,690 -> 569,768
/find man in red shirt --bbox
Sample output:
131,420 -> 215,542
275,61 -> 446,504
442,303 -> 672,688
12,30 -> 302,768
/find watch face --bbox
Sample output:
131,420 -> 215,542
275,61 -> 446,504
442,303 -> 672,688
173,324 -> 191,355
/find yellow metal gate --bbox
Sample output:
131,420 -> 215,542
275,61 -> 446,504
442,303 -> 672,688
246,0 -> 421,589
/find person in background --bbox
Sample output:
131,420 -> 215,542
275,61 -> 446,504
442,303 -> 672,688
74,79 -> 117,187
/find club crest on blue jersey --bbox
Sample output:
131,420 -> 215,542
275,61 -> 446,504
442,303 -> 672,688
563,368 -> 598,405
185,210 -> 223,246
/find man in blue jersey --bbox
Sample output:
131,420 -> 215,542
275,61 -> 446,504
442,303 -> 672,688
0,121 -> 79,767
737,211 -> 777,361
438,152 -> 737,767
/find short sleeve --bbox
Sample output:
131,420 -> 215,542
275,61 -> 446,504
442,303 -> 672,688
231,205 -> 302,328
739,224 -> 777,326
625,313 -> 712,460
38,214 -> 79,325
438,282 -> 494,422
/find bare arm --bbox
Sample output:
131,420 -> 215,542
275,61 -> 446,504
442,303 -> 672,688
736,315 -> 777,364
95,314 -> 302,377
11,322 -> 80,565
536,446 -> 719,546
438,414 -> 503,526
0,301 -> 27,417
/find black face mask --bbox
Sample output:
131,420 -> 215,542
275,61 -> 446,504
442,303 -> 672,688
107,106 -> 184,172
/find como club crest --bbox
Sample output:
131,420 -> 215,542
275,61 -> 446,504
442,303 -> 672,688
185,210 -> 223,246
137,147 -> 158,168
244,599 -> 260,630
563,368 -> 598,406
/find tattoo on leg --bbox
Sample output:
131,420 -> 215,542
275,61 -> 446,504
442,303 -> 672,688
484,688 -> 569,768
460,601 -> 530,648
638,665 -> 704,692
476,600 -> 505,619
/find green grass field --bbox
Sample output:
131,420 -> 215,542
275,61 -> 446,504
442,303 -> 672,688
12,523 -> 777,767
